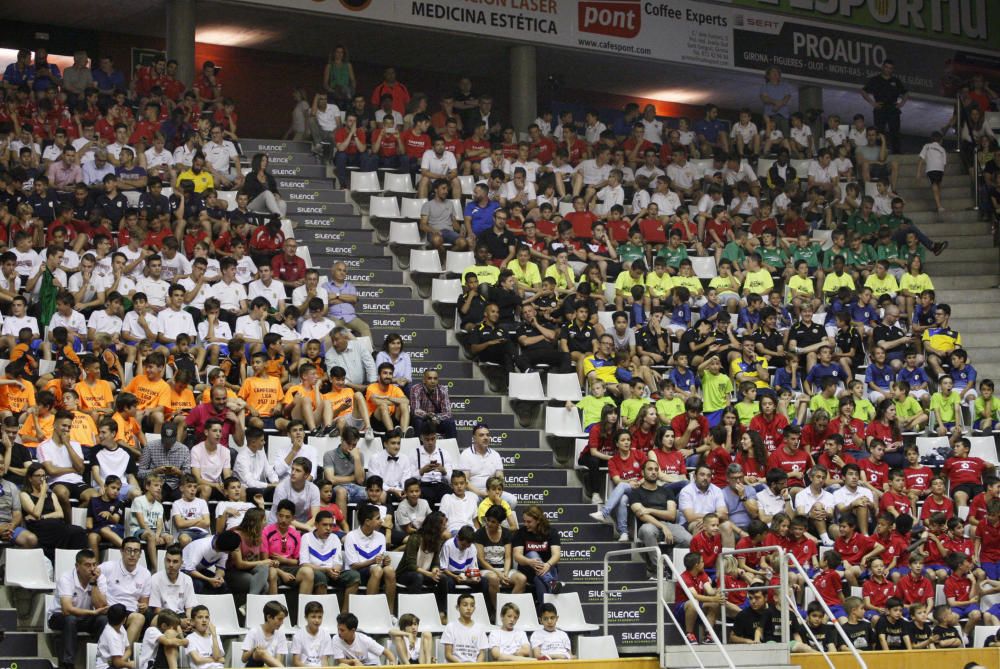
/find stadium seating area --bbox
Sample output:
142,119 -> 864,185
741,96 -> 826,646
0,36 -> 999,669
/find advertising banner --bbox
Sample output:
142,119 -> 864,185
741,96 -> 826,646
727,0 -> 999,50
244,0 -> 1000,99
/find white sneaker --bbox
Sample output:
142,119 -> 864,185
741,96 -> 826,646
588,510 -> 612,526
590,493 -> 603,505
617,532 -> 630,542
364,428 -> 374,441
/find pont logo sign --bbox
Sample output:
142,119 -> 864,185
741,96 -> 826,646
579,0 -> 641,38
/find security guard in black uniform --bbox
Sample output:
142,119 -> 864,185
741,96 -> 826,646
467,302 -> 516,372
515,303 -> 571,373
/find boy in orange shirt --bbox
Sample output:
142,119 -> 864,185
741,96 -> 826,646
63,389 -> 98,448
280,362 -> 331,435
240,351 -> 285,431
0,358 -> 36,420
124,351 -> 171,432
112,392 -> 146,457
19,390 -> 57,450
324,366 -> 372,437
169,369 -> 198,420
366,362 -> 411,436
75,354 -> 116,421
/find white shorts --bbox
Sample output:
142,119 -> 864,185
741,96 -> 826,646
910,389 -> 930,401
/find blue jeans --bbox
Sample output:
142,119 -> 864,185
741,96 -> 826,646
601,482 -> 632,533
892,223 -> 933,250
523,550 -> 559,611
336,483 -> 367,504
334,151 -> 377,187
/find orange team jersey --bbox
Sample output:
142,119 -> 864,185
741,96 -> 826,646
100,349 -> 122,380
1,380 -> 36,415
112,411 -> 142,448
125,375 -> 172,410
239,375 -> 284,417
59,344 -> 81,367
200,387 -> 238,404
365,383 -> 404,416
283,384 -> 320,411
307,357 -> 327,380
69,410 -> 98,447
170,387 -> 197,415
265,356 -> 285,379
74,379 -> 115,412
19,412 -> 54,446
323,387 -> 354,419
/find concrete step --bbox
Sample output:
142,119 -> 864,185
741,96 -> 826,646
919,260 -> 998,276
258,152 -> 325,167
297,228 -> 376,244
909,210 -> 981,225
269,164 -> 327,179
0,630 -> 38,655
897,185 -> 971,199
374,326 -> 451,347
662,644 -> 792,669
940,317 -> 1000,333
933,246 -> 999,262
897,196 -> 974,210
309,242 -> 387,258
933,235 -> 994,249
935,288 -> 1000,304
951,332 -> 1000,348
285,199 -> 355,214
929,275 -> 1000,289
356,297 -> 425,315
275,178 -> 343,194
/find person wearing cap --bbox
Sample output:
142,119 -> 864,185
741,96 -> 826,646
136,422 -> 190,502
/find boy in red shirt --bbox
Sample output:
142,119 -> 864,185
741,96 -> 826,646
588,434 -> 643,541
873,512 -> 910,573
834,513 -> 884,587
920,512 -> 951,583
903,443 -> 934,502
896,554 -> 934,608
943,437 -> 994,508
942,517 -> 982,579
673,551 -> 724,645
861,557 -> 897,624
975,498 -> 1000,580
858,439 -> 890,502
920,476 -> 955,521
787,516 -> 820,575
968,475 -> 1000,526
878,469 -> 915,518
703,427 -> 732,489
943,552 -> 987,636
689,513 -> 723,577
813,549 -> 847,622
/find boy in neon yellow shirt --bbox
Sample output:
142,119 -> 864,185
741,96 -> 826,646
697,355 -> 733,426
569,379 -> 616,430
655,379 -> 685,425
735,381 -> 760,426
929,375 -> 963,439
892,380 -> 928,432
974,379 -> 999,433
620,378 -> 651,427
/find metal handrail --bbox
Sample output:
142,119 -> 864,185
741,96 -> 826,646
717,545 -> 789,646
782,589 -> 836,669
785,553 -> 868,669
659,552 -> 737,669
602,546 -> 665,666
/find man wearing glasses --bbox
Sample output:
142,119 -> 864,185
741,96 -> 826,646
93,536 -> 151,644
202,123 -> 242,190
409,368 -> 457,439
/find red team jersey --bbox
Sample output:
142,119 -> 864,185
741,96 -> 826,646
834,532 -> 878,565
766,448 -> 813,478
862,577 -> 897,608
920,494 -> 955,520
976,519 -> 1000,562
897,571 -> 934,605
675,569 -> 709,604
689,531 -> 723,569
943,456 -> 989,486
813,568 -> 843,606
904,465 -> 934,495
859,458 -> 890,490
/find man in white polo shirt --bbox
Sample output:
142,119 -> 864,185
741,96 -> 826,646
203,124 -> 242,189
156,284 -> 198,350
794,464 -> 837,547
94,536 -> 151,643
677,464 -> 727,535
458,424 -> 516,508
149,544 -> 197,626
571,145 -> 612,205
135,255 -> 171,312
48,548 -> 108,669
419,135 -> 459,199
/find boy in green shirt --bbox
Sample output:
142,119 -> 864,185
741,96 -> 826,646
844,234 -> 877,281
697,355 -> 733,426
788,233 -> 822,272
735,381 -> 760,426
757,230 -> 787,278
874,227 -> 906,278
618,228 -> 648,270
892,380 -> 928,432
656,228 -> 689,272
569,379 -> 616,430
821,229 -> 848,271
721,230 -> 748,276
805,378 -> 840,424
974,379 -> 999,433
929,375 -> 963,440
620,378 -> 651,427
655,379 -> 685,425
848,380 -> 876,423
846,196 -> 880,243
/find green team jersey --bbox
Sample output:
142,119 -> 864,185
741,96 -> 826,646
655,397 -> 685,423
620,397 -> 651,426
809,394 -> 839,416
930,390 -> 960,424
847,213 -> 880,238
894,395 -> 923,420
618,243 -> 646,265
880,213 -> 912,231
790,243 -> 822,269
576,395 -> 616,429
845,244 -> 877,268
852,398 -> 876,422
975,395 -> 1000,421
875,242 -> 904,265
735,400 -> 760,425
721,242 -> 746,268
758,246 -> 787,271
656,244 -> 689,269
899,243 -> 926,265
702,371 -> 734,412
821,246 -> 848,270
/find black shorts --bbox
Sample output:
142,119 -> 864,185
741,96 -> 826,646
952,483 -> 984,500
927,171 -> 943,185
52,481 -> 88,499
869,163 -> 889,181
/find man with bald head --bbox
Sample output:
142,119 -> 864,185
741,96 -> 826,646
323,261 -> 371,338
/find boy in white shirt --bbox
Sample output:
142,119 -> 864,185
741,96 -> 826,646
489,602 -> 532,661
442,593 -> 489,663
234,297 -> 271,353
214,477 -> 257,532
128,475 -> 170,567
439,526 -> 486,598
330,611 -> 396,666
291,601 -> 333,667
344,504 -> 396,607
916,131 -> 947,212
241,600 -> 289,668
171,474 -> 211,547
439,471 -> 479,535
186,605 -> 225,669
530,603 -> 574,660
96,604 -> 134,669
180,531 -> 240,594
730,108 -> 760,158
594,169 -> 625,216
137,609 -> 187,669
299,510 -> 361,602
196,299 -> 233,366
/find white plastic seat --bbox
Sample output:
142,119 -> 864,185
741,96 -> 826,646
447,592 -> 494,630
123,191 -> 142,207
444,251 -> 474,275
602,282 -> 616,306
573,439 -> 590,471
558,201 -> 574,217
356,436 -> 384,469
543,592 -> 599,632
39,359 -> 57,377
218,190 -> 238,211
389,221 -> 423,246
810,312 -> 826,326
967,436 -> 998,466
437,438 -> 461,464
812,229 -> 833,250
295,244 -> 313,268
508,373 -> 546,401
350,171 -> 381,193
54,548 -> 79,581
161,187 -> 173,198
246,593 -> 293,633
399,197 -> 428,220
544,373 -> 582,402
578,635 -> 619,660
86,643 -> 97,669
383,172 -> 415,194
368,195 -> 400,218
387,551 -> 404,571
756,158 -> 775,179
985,111 -> 1000,133
596,311 -> 614,332
916,436 -> 951,460
790,158 -> 812,175
448,199 -> 463,220
672,547 -> 690,573
864,182 -> 880,198
545,406 -> 588,438
496,593 -> 541,630
196,594 -> 248,636
689,158 -> 714,178
431,278 -> 462,305
43,594 -> 55,631
690,256 -> 717,279
71,507 -> 88,528
4,548 -> 55,589
974,625 -> 999,647
296,594 -> 342,634
348,594 -> 393,635
409,250 -> 443,274
458,175 -> 476,196
398,593 -> 446,634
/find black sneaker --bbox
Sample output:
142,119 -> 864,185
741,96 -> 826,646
549,580 -> 563,595
404,426 -> 415,438
932,241 -> 949,256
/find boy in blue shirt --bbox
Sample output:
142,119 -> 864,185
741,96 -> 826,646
804,345 -> 846,396
897,349 -> 931,408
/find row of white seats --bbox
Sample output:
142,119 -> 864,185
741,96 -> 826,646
352,171 -> 478,198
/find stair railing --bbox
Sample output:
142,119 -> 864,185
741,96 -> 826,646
717,545 -> 790,646
785,553 -> 868,669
